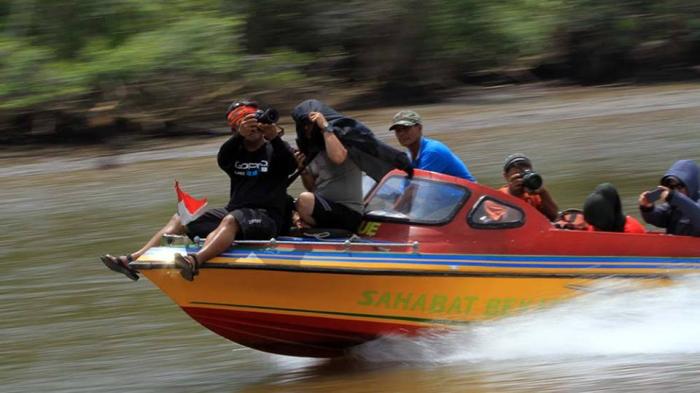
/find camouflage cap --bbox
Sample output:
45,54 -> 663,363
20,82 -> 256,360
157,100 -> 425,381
390,110 -> 422,130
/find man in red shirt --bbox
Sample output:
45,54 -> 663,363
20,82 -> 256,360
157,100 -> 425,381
499,153 -> 559,221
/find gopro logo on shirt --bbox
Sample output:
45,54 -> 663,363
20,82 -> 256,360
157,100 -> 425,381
234,160 -> 269,176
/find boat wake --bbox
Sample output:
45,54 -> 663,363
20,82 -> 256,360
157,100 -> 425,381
352,276 -> 700,363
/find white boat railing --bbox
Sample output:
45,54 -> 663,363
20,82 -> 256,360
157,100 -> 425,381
161,234 -> 420,252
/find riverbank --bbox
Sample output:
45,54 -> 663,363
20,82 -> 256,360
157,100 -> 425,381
3,82 -> 700,177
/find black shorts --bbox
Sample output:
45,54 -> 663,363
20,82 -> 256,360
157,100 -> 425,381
312,194 -> 363,232
185,207 -> 278,241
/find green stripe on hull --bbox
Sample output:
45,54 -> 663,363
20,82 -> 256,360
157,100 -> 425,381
190,301 -> 469,325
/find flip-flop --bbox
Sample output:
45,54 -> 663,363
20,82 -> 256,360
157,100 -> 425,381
174,253 -> 199,282
100,254 -> 139,281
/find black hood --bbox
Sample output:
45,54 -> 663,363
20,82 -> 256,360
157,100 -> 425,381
583,183 -> 626,232
290,99 -> 413,181
291,99 -> 344,126
292,99 -> 344,157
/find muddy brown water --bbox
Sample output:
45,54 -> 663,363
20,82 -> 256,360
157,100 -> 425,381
3,83 -> 700,393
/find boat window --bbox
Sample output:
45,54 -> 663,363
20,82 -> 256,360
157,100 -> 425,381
362,174 -> 377,199
468,196 -> 525,229
365,175 -> 469,225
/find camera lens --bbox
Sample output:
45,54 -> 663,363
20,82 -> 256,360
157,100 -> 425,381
522,171 -> 543,191
255,108 -> 279,124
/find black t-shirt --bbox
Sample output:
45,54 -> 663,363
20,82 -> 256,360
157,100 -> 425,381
217,135 -> 296,226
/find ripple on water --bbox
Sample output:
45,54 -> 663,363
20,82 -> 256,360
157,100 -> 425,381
4,85 -> 700,392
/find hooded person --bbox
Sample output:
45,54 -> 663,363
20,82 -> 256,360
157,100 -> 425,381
290,100 -> 413,232
584,183 -> 645,233
292,99 -> 413,181
639,159 -> 700,236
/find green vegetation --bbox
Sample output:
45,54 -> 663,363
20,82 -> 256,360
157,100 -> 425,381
2,0 -> 700,135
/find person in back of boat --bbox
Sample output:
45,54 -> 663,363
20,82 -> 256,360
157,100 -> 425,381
291,100 -> 366,233
390,110 -> 476,182
498,153 -> 559,221
100,99 -> 296,281
639,159 -> 700,236
583,183 -> 646,233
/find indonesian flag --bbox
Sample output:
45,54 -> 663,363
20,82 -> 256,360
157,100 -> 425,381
175,181 -> 208,225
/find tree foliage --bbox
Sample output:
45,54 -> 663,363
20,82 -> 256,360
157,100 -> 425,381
2,0 -> 700,114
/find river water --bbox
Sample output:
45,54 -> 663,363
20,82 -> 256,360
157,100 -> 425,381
3,83 -> 700,392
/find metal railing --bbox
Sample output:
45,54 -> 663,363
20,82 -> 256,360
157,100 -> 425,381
161,234 -> 420,252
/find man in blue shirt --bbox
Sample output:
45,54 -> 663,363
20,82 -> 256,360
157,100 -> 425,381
390,110 -> 476,181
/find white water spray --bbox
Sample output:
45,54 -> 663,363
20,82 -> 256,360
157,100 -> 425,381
353,276 -> 700,363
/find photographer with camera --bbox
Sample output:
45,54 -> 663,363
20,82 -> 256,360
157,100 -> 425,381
171,100 -> 298,280
100,99 -> 297,282
499,153 -> 559,221
638,159 -> 700,237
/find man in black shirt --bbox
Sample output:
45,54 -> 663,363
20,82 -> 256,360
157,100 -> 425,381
101,100 -> 296,281
173,102 -> 296,280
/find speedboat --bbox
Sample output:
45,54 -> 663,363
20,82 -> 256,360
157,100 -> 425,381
131,169 -> 700,358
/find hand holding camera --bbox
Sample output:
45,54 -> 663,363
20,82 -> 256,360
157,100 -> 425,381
238,110 -> 280,140
509,169 -> 544,193
639,186 -> 669,208
227,100 -> 279,135
237,114 -> 258,137
254,107 -> 279,125
259,122 -> 280,141
521,169 -> 543,192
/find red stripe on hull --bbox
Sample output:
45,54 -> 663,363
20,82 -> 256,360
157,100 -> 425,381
182,306 -> 424,357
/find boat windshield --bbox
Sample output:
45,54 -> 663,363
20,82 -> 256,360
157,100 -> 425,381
365,175 -> 470,224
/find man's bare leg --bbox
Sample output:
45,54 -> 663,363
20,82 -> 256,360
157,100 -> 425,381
194,215 -> 239,263
202,224 -> 224,247
102,213 -> 186,280
296,192 -> 317,227
131,213 -> 186,259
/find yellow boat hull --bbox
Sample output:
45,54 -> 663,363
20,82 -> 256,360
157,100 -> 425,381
134,245 -> 675,357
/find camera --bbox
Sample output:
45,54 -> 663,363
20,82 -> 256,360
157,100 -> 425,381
255,108 -> 279,124
521,169 -> 543,191
646,187 -> 664,203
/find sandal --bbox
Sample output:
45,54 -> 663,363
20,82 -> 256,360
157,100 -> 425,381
174,253 -> 199,282
100,254 -> 139,281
